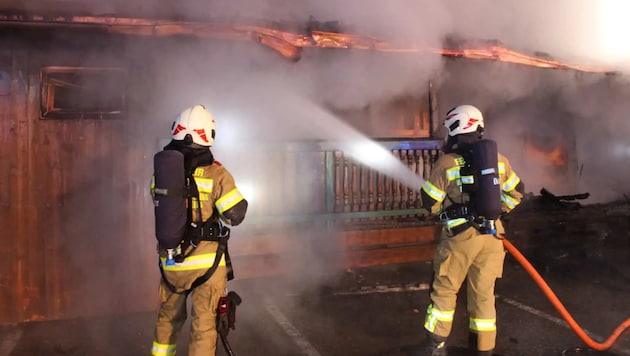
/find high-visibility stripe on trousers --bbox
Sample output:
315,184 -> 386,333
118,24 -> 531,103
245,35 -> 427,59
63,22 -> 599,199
151,341 -> 176,356
153,242 -> 227,356
424,304 -> 455,334
469,317 -> 496,332
425,226 -> 506,351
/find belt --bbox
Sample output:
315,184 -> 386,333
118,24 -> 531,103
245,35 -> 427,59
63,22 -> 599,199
446,220 -> 473,236
444,218 -> 496,236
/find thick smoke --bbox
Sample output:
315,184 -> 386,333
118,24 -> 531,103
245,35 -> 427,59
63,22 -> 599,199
10,0 -> 630,329
121,1 -> 630,296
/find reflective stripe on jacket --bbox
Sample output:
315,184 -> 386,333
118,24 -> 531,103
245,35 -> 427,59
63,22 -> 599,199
421,152 -> 523,215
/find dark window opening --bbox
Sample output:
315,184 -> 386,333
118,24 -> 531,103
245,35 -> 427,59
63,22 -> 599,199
40,66 -> 127,119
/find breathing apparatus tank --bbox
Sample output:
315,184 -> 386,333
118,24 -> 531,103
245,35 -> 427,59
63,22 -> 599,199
460,139 -> 503,233
153,105 -> 218,266
153,149 -> 187,265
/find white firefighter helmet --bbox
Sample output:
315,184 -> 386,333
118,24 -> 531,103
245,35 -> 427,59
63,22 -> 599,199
171,104 -> 216,146
444,104 -> 484,136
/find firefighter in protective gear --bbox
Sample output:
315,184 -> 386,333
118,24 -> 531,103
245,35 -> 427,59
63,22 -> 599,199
150,104 -> 248,356
417,105 -> 524,356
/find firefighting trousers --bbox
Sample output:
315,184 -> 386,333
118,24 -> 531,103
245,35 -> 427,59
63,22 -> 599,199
424,226 -> 506,352
152,244 -> 227,356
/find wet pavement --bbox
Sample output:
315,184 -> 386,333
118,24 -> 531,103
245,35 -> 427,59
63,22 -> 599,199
1,242 -> 629,356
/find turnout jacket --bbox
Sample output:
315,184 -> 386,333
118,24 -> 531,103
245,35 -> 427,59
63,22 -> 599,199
150,160 -> 247,289
421,151 -> 523,232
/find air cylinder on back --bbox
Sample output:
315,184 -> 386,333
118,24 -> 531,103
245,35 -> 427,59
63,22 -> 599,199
153,150 -> 187,249
470,139 -> 502,220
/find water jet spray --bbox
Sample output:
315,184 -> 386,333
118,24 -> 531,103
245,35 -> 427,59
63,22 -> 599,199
285,93 -> 428,191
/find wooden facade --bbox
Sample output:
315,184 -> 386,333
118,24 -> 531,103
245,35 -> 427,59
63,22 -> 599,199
0,37 -> 156,323
0,6 -> 596,325
0,24 -> 442,323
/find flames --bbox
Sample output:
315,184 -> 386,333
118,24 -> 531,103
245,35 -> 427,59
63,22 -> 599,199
0,12 -> 612,73
237,27 -> 613,73
435,45 -> 608,72
524,142 -> 567,167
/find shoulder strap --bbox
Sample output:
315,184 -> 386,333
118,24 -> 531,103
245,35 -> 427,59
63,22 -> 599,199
445,154 -> 468,206
186,169 -> 201,224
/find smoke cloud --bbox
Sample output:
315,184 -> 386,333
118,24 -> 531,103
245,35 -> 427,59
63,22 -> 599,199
11,0 -> 630,328
116,0 -> 630,298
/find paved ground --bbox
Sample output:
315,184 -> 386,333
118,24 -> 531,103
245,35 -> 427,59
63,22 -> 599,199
1,241 -> 629,356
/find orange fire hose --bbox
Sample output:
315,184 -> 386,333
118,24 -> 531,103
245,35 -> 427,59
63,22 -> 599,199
500,235 -> 630,351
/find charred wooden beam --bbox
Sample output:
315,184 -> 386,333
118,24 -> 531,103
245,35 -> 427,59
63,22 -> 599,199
0,10 -> 616,73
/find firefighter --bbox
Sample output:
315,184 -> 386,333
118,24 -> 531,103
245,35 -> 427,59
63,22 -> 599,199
416,105 -> 524,356
150,104 -> 248,356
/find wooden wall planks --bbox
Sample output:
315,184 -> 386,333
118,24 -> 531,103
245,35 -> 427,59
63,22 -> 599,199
0,36 -> 439,324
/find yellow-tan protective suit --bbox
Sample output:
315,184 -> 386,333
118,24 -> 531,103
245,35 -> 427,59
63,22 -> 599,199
151,160 -> 247,356
420,150 -> 523,352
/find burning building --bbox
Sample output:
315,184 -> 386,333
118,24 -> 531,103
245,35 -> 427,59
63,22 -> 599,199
0,1 -> 623,326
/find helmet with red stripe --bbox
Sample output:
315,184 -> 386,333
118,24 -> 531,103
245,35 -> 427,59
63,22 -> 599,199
444,105 -> 484,137
171,105 -> 216,146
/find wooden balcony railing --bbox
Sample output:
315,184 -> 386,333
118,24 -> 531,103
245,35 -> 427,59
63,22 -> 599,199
232,139 -> 444,278
243,139 -> 443,225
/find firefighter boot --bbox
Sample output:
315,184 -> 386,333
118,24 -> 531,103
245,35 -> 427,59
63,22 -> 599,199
468,331 -> 477,354
413,331 -> 447,356
468,332 -> 494,355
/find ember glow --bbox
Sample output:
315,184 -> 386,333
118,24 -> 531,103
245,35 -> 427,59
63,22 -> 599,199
0,12 -> 615,74
249,28 -> 614,73
524,143 -> 567,167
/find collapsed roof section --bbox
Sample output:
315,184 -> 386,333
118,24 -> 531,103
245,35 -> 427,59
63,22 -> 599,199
0,10 -> 617,74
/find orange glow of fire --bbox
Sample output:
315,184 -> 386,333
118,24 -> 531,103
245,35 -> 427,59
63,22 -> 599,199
525,143 -> 567,167
249,29 -> 612,73
0,13 -> 615,72
98,20 -> 614,73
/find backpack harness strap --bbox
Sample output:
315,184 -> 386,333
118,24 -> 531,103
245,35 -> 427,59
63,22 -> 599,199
440,203 -> 497,236
158,171 -> 235,294
158,230 -> 233,295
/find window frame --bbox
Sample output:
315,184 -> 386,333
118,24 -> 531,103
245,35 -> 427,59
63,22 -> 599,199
40,66 -> 127,120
